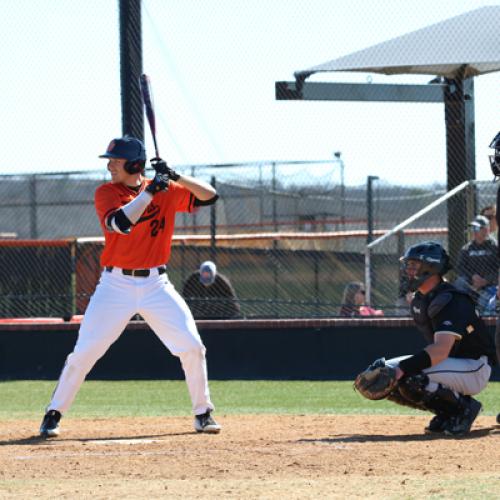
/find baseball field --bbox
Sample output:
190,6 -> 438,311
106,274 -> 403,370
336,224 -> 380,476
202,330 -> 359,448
1,380 -> 499,499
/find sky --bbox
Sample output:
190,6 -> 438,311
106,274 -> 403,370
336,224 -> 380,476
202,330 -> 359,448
2,0 -> 500,186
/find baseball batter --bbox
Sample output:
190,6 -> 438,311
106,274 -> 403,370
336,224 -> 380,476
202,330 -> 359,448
40,136 -> 221,437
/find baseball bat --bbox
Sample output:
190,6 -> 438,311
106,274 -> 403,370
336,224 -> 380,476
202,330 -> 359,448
139,74 -> 160,158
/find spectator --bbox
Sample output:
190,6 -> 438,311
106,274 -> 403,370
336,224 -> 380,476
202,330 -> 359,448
455,214 -> 499,312
480,204 -> 497,235
182,261 -> 241,319
339,281 -> 383,317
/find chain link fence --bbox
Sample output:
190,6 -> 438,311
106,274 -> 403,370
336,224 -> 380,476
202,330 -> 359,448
2,1 -> 499,320
1,164 -> 498,319
366,180 -> 499,316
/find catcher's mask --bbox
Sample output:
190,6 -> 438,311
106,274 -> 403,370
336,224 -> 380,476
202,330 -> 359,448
400,241 -> 452,291
99,136 -> 146,174
489,131 -> 500,180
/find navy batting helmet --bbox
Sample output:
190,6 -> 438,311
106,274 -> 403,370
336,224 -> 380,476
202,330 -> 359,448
99,136 -> 146,174
400,241 -> 452,291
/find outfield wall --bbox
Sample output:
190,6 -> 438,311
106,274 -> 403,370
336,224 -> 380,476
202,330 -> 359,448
0,318 -> 498,381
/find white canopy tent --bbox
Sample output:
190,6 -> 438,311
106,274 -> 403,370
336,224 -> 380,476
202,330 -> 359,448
296,6 -> 500,79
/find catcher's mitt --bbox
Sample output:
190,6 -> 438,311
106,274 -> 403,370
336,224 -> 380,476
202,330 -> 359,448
354,361 -> 398,400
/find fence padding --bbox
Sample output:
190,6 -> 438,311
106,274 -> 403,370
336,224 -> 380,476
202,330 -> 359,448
0,319 -> 498,380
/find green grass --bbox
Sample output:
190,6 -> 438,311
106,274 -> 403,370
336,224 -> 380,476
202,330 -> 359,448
0,380 -> 499,419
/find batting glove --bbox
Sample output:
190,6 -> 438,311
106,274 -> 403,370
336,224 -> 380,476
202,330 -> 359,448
146,172 -> 170,195
151,157 -> 180,181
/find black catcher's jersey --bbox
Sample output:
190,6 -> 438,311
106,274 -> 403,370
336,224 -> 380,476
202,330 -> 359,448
410,281 -> 497,364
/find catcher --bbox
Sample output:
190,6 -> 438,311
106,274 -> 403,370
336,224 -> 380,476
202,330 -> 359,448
354,241 -> 497,436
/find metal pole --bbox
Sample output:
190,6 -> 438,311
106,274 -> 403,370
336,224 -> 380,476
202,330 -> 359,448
314,251 -> 319,313
119,0 -> 143,139
259,163 -> 264,226
272,162 -> 277,233
29,175 -> 37,239
271,162 -> 279,303
366,175 -> 379,244
334,151 -> 345,226
444,73 -> 476,269
191,165 -> 197,233
368,180 -> 471,249
180,241 -> 186,287
210,176 -> 217,262
67,239 -> 77,321
365,248 -> 372,305
366,175 -> 378,305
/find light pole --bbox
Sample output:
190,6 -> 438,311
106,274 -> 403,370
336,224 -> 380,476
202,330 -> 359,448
334,151 -> 345,226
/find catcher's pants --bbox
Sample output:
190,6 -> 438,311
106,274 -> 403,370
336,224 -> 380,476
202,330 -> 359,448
386,355 -> 491,395
48,267 -> 215,416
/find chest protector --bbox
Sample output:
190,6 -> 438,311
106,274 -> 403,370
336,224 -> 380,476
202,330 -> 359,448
410,282 -> 471,343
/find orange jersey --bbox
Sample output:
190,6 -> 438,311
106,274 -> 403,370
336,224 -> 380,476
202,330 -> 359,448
95,180 -> 195,268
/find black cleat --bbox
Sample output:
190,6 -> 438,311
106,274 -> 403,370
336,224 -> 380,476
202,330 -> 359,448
444,398 -> 482,437
425,413 -> 450,434
497,413 -> 500,425
39,410 -> 61,438
194,411 -> 221,434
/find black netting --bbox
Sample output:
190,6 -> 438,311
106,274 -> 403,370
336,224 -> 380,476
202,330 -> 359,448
1,168 -> 498,319
0,243 -> 73,318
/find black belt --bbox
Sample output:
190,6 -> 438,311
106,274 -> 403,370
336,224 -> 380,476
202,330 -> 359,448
105,266 -> 166,277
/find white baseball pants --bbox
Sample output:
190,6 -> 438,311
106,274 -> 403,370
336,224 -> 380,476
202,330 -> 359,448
48,267 -> 215,416
387,355 -> 491,395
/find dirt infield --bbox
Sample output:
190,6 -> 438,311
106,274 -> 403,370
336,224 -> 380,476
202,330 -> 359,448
1,415 -> 499,499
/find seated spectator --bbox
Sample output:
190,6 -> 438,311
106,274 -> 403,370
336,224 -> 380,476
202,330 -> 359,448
339,281 -> 384,317
182,261 -> 241,320
455,214 -> 499,312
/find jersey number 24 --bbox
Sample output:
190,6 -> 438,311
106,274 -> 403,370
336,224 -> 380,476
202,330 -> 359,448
150,217 -> 165,237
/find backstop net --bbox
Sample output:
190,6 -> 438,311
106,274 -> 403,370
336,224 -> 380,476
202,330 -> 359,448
0,165 -> 497,319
